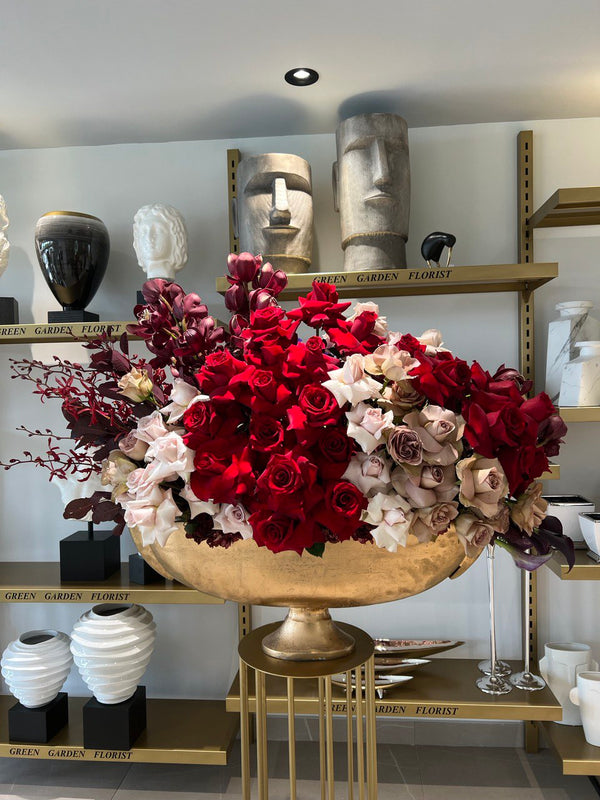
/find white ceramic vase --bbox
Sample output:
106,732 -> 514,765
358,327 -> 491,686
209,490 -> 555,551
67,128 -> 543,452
1,630 -> 73,708
545,301 -> 600,404
539,642 -> 598,726
570,672 -> 600,745
70,604 -> 156,705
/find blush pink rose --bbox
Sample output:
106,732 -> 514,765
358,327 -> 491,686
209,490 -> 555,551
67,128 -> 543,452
455,513 -> 494,558
118,431 -> 149,461
392,464 -> 458,508
457,455 -> 508,518
403,405 -> 464,466
410,502 -> 459,543
145,431 -> 194,481
342,452 -> 392,497
346,402 -> 394,454
136,411 -> 169,443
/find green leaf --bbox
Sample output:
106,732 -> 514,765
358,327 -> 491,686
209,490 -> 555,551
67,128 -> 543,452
307,542 -> 325,558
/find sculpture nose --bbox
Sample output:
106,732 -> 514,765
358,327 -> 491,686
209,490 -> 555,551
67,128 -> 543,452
372,139 -> 391,191
270,177 -> 292,226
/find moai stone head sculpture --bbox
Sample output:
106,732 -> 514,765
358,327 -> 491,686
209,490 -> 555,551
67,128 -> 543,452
0,195 -> 10,278
233,153 -> 313,274
133,203 -> 188,280
333,113 -> 410,271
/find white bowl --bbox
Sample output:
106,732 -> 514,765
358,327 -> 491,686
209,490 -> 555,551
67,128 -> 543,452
579,512 -> 600,555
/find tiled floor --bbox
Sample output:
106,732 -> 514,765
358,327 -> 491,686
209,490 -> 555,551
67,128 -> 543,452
0,742 -> 597,800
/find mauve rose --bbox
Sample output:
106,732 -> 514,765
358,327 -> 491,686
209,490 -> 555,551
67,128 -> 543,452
214,503 -> 253,538
118,431 -> 149,461
342,452 -> 391,497
379,380 -> 425,414
488,502 -> 511,534
511,482 -> 548,534
392,464 -> 458,508
136,411 -> 169,443
457,455 -> 508,518
411,502 -> 459,543
387,426 -> 423,466
403,406 -> 464,466
455,513 -> 494,558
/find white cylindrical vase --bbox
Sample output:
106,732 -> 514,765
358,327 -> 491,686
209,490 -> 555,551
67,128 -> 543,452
1,630 -> 73,708
70,604 -> 156,705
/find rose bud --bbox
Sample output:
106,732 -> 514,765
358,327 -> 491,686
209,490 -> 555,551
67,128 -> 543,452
249,288 -> 278,311
230,251 -> 261,283
225,282 -> 248,313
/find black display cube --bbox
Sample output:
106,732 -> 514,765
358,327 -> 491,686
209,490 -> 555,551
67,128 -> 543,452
136,290 -> 145,306
60,529 -> 121,582
48,309 -> 99,323
8,692 -> 68,743
83,686 -> 146,750
0,297 -> 18,324
128,553 -> 164,585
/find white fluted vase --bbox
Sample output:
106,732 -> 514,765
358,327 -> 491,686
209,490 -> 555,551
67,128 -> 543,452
1,630 -> 73,708
70,604 -> 156,705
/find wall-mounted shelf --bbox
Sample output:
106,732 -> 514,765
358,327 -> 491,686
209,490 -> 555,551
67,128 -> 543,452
227,658 -> 561,722
545,550 -> 600,581
216,263 -> 558,302
529,187 -> 600,229
558,407 -> 600,423
0,562 -> 223,604
544,463 -> 560,480
0,322 -> 138,345
543,722 -> 600,776
0,696 -> 238,765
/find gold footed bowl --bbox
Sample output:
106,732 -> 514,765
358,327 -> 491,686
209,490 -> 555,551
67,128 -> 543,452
131,525 -> 478,661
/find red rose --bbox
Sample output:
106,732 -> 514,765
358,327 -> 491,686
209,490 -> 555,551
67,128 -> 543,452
491,364 -> 533,396
256,452 -> 319,514
314,426 -> 354,479
286,282 -> 351,328
315,480 -> 368,540
413,352 -> 471,410
282,342 -> 340,387
250,510 -> 320,555
191,446 -> 255,505
497,444 -> 549,497
537,414 -> 567,457
196,350 -> 247,399
521,392 -> 556,423
295,384 -> 341,427
183,399 -> 211,432
487,404 -> 537,448
250,415 -> 285,453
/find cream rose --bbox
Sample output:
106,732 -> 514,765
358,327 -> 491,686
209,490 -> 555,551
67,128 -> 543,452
418,329 -> 448,354
455,513 -> 494,558
364,344 -> 419,381
346,403 -> 394,454
118,367 -> 153,402
101,450 -> 137,496
510,482 -> 548,534
457,455 -> 508,518
180,483 -> 219,519
363,492 -> 414,552
323,356 -> 382,408
379,380 -> 424,414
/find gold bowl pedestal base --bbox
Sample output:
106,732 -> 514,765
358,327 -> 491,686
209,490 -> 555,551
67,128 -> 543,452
261,607 -> 355,661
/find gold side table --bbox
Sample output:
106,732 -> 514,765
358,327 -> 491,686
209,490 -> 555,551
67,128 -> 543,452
238,621 -> 377,800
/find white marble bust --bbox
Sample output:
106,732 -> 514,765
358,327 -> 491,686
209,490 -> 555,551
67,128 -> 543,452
333,113 -> 410,271
133,203 -> 188,280
0,195 -> 10,278
232,153 -> 313,274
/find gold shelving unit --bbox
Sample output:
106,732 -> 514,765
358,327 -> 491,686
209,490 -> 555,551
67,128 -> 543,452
544,463 -> 560,480
227,659 -> 561,722
0,321 -> 138,345
216,263 -> 558,301
545,551 -> 600,581
529,187 -> 600,229
0,562 -> 223,604
559,407 -> 600,423
543,723 -> 600,776
0,696 -> 238,764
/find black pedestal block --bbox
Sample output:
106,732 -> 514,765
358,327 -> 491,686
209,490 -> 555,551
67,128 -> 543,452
128,553 -> 164,585
0,298 -> 18,324
8,692 -> 69,743
136,290 -> 145,306
83,686 -> 146,750
60,530 -> 121,582
48,309 -> 99,323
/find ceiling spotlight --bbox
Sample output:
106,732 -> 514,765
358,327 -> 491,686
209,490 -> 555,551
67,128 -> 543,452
285,67 -> 319,87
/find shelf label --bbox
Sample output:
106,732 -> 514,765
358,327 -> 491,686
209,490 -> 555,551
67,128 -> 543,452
311,268 -> 454,287
8,746 -> 42,757
1,591 -> 38,601
329,702 -> 460,716
415,705 -> 459,716
90,591 -> 131,601
43,591 -> 84,601
93,750 -> 134,760
47,748 -> 86,759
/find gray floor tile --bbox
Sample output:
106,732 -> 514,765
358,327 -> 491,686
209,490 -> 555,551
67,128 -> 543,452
416,745 -> 531,787
523,751 -> 599,799
0,787 -> 117,800
421,788 -> 545,799
114,791 -> 223,800
0,759 -> 128,789
120,762 -> 230,794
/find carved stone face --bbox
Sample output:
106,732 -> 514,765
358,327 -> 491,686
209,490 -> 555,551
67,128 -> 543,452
334,114 -> 410,271
234,154 -> 313,274
0,195 -> 9,278
133,203 -> 188,280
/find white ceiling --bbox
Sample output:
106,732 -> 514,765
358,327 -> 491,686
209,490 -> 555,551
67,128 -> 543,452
2,0 -> 600,150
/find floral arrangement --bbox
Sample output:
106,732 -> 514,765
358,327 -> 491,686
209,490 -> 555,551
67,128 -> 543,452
4,253 -> 573,570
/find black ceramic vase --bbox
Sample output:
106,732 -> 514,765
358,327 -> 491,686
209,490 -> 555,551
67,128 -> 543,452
34,211 -> 110,322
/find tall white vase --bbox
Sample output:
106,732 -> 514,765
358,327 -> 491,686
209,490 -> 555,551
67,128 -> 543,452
1,630 -> 73,708
545,301 -> 600,404
70,604 -> 156,705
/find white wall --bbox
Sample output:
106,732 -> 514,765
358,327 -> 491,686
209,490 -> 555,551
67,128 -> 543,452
0,117 -> 599,704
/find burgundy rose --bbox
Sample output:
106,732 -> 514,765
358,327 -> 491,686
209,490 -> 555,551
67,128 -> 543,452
250,510 -> 320,555
537,413 -> 568,457
315,426 -> 354,479
329,480 -> 367,520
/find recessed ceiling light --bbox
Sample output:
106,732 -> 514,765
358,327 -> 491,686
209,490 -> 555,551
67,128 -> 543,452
285,67 -> 319,87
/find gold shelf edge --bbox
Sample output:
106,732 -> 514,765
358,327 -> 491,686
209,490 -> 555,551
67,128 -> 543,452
545,552 -> 600,581
530,187 -> 600,230
559,407 -> 600,423
542,721 -> 600,775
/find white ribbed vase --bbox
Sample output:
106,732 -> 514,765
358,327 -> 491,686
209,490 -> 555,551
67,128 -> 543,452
70,604 -> 156,705
1,630 -> 73,708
